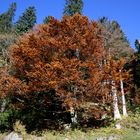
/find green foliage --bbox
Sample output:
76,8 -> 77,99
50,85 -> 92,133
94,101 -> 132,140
121,114 -> 140,131
122,133 -> 140,140
0,114 -> 140,139
15,6 -> 36,34
0,107 -> 18,132
43,16 -> 51,24
0,97 -> 23,132
0,111 -> 10,130
0,2 -> 16,33
135,39 -> 140,53
126,39 -> 140,103
0,33 -> 17,66
63,0 -> 83,16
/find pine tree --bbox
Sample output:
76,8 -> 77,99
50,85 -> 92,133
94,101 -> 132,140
63,0 -> 83,16
0,2 -> 16,33
124,39 -> 140,106
132,39 -> 140,87
135,39 -> 140,54
43,16 -> 51,24
15,6 -> 36,34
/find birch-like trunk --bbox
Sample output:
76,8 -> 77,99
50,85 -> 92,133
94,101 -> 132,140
119,70 -> 128,117
69,106 -> 77,127
112,81 -> 121,120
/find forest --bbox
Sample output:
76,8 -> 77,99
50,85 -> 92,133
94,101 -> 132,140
0,0 -> 140,140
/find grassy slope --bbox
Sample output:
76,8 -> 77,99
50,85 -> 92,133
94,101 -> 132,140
26,113 -> 140,140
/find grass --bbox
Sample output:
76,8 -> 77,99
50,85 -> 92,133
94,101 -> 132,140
0,128 -> 140,140
25,129 -> 140,140
1,128 -> 139,140
0,114 -> 140,140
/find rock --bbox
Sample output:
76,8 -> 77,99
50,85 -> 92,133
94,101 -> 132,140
107,135 -> 116,140
3,132 -> 23,140
115,123 -> 121,129
64,138 -> 69,140
63,123 -> 71,130
34,137 -> 44,140
96,137 -> 107,140
96,135 -> 118,140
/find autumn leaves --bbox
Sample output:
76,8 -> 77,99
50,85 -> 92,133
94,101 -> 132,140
0,14 -> 130,124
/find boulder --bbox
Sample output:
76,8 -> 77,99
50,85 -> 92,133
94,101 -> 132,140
3,132 -> 23,140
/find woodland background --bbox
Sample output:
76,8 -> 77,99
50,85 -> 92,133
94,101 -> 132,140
0,1 -> 140,139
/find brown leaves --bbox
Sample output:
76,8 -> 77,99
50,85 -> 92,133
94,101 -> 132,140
0,67 -> 29,98
4,14 -> 109,110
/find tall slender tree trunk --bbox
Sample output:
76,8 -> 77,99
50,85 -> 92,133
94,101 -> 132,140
112,81 -> 121,120
119,70 -> 128,117
69,106 -> 77,127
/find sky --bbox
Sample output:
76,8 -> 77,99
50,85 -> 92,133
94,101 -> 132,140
0,0 -> 140,48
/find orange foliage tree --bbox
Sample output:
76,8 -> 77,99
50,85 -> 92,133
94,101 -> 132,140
9,14 -> 107,105
0,14 -> 117,129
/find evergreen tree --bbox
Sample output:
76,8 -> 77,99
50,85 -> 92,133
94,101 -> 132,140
124,39 -> 140,105
15,6 -> 36,34
63,0 -> 83,16
133,39 -> 140,104
135,39 -> 140,54
43,16 -> 51,24
132,39 -> 140,87
0,2 -> 16,33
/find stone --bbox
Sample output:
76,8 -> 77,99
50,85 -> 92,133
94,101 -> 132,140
3,132 -> 23,140
115,123 -> 122,129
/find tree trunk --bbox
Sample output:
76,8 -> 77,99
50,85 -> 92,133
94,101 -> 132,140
69,106 -> 77,127
120,70 -> 128,117
68,48 -> 79,127
112,81 -> 121,120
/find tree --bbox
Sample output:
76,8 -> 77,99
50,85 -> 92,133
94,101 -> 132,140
126,39 -> 140,105
135,39 -> 140,55
112,59 -> 130,118
103,56 -> 122,120
103,51 -> 131,122
0,14 -> 111,129
15,6 -> 36,34
0,33 -> 17,66
0,14 -> 132,130
98,17 -> 133,60
43,16 -> 51,24
118,59 -> 130,117
63,0 -> 83,16
0,2 -> 16,33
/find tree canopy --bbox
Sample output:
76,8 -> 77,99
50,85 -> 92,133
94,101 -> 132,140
63,0 -> 83,16
15,6 -> 36,34
0,2 -> 16,33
